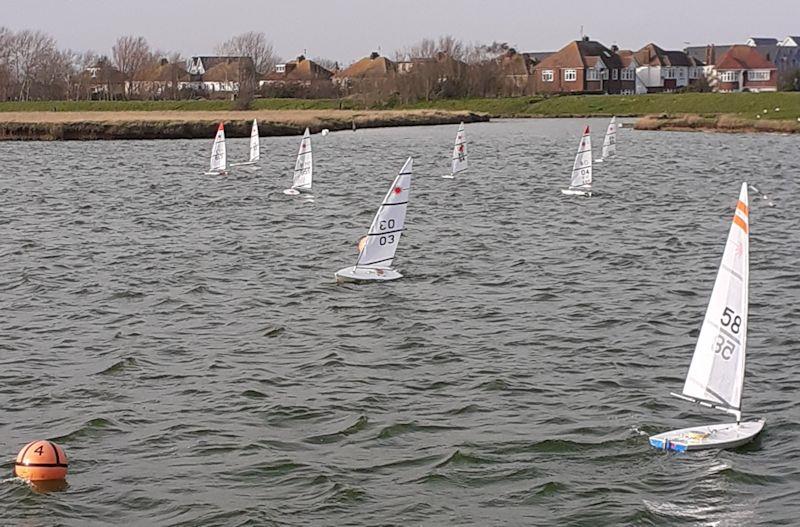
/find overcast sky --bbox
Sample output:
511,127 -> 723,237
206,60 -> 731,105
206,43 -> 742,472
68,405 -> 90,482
8,0 -> 799,64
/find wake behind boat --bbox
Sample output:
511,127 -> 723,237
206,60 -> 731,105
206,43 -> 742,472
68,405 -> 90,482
443,122 -> 467,179
650,182 -> 764,452
231,119 -> 260,168
284,128 -> 313,195
335,157 -> 412,284
596,116 -> 617,163
204,122 -> 228,176
561,126 -> 592,196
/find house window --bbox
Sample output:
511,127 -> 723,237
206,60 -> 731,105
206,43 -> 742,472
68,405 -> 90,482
620,68 -> 634,81
601,69 -> 608,80
275,64 -> 286,73
663,67 -> 675,79
586,69 -> 598,81
720,70 -> 738,82
689,67 -> 698,79
542,70 -> 554,82
564,69 -> 577,81
747,70 -> 771,81
611,69 -> 618,80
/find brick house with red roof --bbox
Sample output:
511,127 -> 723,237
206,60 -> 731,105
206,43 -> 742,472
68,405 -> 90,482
712,45 -> 777,92
531,38 -> 629,95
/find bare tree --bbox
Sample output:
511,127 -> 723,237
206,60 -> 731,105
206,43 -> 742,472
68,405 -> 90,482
311,56 -> 338,72
9,29 -> 60,100
112,35 -> 154,79
215,31 -> 279,74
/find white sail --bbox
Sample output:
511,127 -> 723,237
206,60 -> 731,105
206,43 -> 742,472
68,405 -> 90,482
451,122 -> 467,175
249,119 -> 260,162
292,128 -> 312,190
209,122 -> 226,172
601,116 -> 616,159
682,183 -> 750,412
355,157 -> 412,269
569,126 -> 592,188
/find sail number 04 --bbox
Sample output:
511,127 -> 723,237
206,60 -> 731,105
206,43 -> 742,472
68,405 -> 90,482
714,307 -> 741,360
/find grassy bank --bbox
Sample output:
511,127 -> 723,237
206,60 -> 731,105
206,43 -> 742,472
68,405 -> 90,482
0,109 -> 488,140
635,114 -> 800,134
2,92 -> 799,119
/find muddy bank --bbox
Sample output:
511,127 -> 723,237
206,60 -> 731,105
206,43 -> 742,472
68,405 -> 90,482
0,109 -> 488,140
634,114 -> 800,134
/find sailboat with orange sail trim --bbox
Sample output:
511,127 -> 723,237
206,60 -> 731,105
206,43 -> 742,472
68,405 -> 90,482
650,183 -> 765,451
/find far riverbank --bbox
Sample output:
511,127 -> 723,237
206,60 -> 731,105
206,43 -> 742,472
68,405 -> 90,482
0,109 -> 488,141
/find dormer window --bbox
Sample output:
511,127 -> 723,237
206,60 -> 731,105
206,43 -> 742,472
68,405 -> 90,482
276,64 -> 286,73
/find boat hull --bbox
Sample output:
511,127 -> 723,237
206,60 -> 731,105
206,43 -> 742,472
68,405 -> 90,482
649,419 -> 765,452
561,188 -> 592,197
283,186 -> 312,196
204,170 -> 228,176
334,266 -> 403,284
441,174 -> 455,179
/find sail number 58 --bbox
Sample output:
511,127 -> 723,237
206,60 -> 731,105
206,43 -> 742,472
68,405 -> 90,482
714,307 -> 741,360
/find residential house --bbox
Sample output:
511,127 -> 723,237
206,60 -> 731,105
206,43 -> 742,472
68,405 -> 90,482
187,56 -> 250,75
531,38 -> 625,95
498,49 -> 535,96
334,52 -> 396,98
261,56 -> 334,87
685,44 -> 732,66
632,43 -> 705,93
127,59 -> 190,99
710,45 -> 777,92
199,57 -> 256,95
80,60 -> 126,100
745,37 -> 779,63
776,36 -> 800,77
615,50 -> 640,94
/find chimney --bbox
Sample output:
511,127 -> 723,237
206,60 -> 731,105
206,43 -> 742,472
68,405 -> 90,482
705,44 -> 716,65
611,44 -> 619,53
582,35 -> 590,42
297,54 -> 306,62
160,58 -> 168,66
370,51 -> 380,60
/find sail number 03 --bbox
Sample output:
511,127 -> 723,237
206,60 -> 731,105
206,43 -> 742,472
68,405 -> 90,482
714,307 -> 741,360
378,219 -> 396,245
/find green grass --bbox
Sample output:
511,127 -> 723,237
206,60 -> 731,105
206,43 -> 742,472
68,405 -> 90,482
2,93 -> 799,120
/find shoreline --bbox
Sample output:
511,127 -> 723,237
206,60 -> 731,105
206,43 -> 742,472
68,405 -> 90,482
634,114 -> 800,134
0,109 -> 488,141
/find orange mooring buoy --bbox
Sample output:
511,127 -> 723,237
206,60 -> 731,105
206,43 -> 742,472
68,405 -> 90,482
14,440 -> 68,481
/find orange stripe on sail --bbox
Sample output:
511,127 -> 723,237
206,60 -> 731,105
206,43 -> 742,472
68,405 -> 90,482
736,200 -> 749,216
733,214 -> 748,233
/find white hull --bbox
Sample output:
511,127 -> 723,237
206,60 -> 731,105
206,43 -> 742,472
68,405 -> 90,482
283,187 -> 312,196
561,188 -> 592,197
334,266 -> 403,284
230,160 -> 259,167
595,158 -> 604,164
204,170 -> 228,176
649,419 -> 764,452
442,174 -> 455,179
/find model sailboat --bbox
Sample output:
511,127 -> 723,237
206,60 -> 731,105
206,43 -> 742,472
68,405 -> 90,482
443,122 -> 467,179
335,157 -> 412,284
561,126 -> 592,196
204,122 -> 227,175
231,119 -> 260,167
283,128 -> 312,195
596,116 -> 616,163
650,183 -> 764,452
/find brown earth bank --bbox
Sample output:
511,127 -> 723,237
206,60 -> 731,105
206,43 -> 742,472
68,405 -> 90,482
0,110 -> 488,140
634,114 -> 800,134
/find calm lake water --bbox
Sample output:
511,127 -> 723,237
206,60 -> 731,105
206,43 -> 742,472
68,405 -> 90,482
1,119 -> 798,526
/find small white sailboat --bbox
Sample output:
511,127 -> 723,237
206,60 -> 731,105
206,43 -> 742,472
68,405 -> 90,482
561,126 -> 592,196
650,183 -> 764,452
596,116 -> 616,163
443,122 -> 467,179
204,122 -> 227,175
231,119 -> 260,168
283,128 -> 313,195
335,157 -> 412,284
